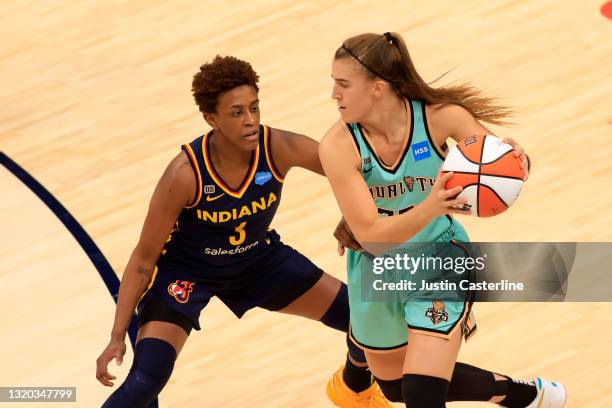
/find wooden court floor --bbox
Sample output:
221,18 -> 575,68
1,1 -> 611,406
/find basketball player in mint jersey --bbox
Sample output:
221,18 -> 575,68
321,32 -> 566,407
96,55 -> 392,408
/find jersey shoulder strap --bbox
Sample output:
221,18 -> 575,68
409,99 -> 447,160
181,132 -> 209,208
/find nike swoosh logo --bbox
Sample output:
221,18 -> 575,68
205,193 -> 225,202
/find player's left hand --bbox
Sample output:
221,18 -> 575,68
96,338 -> 126,387
334,217 -> 362,256
502,137 -> 530,181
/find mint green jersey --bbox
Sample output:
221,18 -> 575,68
344,99 -> 473,349
347,99 -> 465,245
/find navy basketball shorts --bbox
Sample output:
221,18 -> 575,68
136,235 -> 324,331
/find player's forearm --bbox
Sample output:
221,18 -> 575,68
278,129 -> 326,176
358,205 -> 434,253
110,252 -> 156,340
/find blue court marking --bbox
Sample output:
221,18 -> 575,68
0,151 -> 158,408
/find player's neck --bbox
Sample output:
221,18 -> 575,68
209,132 -> 252,168
360,96 -> 408,143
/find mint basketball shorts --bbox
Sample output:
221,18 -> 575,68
347,224 -> 477,351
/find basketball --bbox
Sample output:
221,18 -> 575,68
442,135 -> 525,217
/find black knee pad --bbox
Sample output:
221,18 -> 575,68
319,283 -> 367,365
319,283 -> 349,332
374,377 -> 403,403
343,356 -> 372,393
346,334 -> 366,364
101,338 -> 177,408
402,374 -> 449,408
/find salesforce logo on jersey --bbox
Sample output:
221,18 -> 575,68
255,171 -> 273,185
412,141 -> 431,161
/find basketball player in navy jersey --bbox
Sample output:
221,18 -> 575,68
96,55 -> 390,408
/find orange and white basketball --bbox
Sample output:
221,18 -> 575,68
442,135 -> 526,217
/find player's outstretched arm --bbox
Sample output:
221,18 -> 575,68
268,127 -> 325,176
96,152 -> 194,386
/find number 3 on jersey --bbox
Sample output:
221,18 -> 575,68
229,221 -> 247,245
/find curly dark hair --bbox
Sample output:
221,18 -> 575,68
192,55 -> 260,114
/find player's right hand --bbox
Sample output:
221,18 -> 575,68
334,217 -> 363,255
96,338 -> 126,387
420,170 -> 471,218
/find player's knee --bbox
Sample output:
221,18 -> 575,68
319,283 -> 349,332
345,334 -> 366,365
318,284 -> 369,365
374,377 -> 403,403
401,374 -> 449,407
101,338 -> 176,408
101,369 -> 162,408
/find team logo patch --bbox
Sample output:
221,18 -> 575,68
404,176 -> 414,192
363,157 -> 372,173
425,300 -> 449,325
412,141 -> 431,161
168,280 -> 195,304
255,171 -> 272,185
204,185 -> 215,194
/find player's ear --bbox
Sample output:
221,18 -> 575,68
203,112 -> 219,130
372,79 -> 386,99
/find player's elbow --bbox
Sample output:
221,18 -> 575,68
351,228 -> 369,244
130,245 -> 160,272
351,222 -> 402,256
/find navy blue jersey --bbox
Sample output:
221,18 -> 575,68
159,125 -> 285,274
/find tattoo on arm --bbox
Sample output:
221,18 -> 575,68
137,265 -> 152,275
136,265 -> 154,287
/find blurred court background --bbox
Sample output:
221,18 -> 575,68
1,1 -> 611,406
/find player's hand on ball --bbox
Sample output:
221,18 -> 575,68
501,137 -> 530,181
96,338 -> 126,387
334,217 -> 362,256
420,170 -> 472,218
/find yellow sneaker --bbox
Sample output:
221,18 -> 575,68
367,386 -> 394,408
326,365 -> 393,408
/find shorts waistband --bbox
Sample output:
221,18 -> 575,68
391,225 -> 458,257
